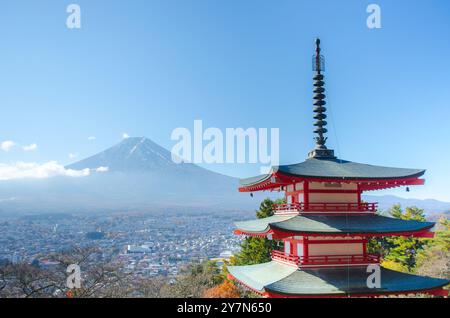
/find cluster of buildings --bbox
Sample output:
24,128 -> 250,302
0,210 -> 244,277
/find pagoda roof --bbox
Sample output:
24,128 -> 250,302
227,261 -> 298,292
240,157 -> 425,188
228,261 -> 449,297
234,214 -> 434,238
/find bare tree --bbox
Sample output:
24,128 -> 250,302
48,246 -> 134,298
0,263 -> 59,298
0,248 -> 225,298
0,247 -> 136,298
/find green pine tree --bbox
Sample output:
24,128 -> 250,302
232,198 -> 284,266
368,204 -> 428,272
415,217 -> 450,279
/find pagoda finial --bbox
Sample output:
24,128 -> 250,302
308,38 -> 336,159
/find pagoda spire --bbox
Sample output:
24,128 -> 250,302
308,38 -> 336,159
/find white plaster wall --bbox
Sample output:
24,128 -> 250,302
284,243 -> 291,255
309,193 -> 358,203
297,243 -> 303,257
309,182 -> 357,190
308,243 -> 363,256
310,236 -> 363,241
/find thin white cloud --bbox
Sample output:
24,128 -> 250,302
22,144 -> 38,152
88,136 -> 96,141
1,141 -> 16,152
68,153 -> 78,159
96,166 -> 109,173
122,133 -> 130,139
0,161 -> 91,181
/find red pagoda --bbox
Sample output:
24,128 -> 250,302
227,39 -> 449,298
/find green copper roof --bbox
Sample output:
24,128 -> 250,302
267,265 -> 449,296
240,158 -> 425,186
239,174 -> 272,187
229,262 -> 449,296
235,215 -> 294,234
227,261 -> 297,292
235,214 -> 434,235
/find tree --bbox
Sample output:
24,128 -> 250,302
132,276 -> 172,298
167,260 -> 224,298
49,246 -> 133,298
415,217 -> 450,280
0,247 -> 134,298
390,204 -> 427,221
0,263 -> 58,298
232,198 -> 284,266
232,237 -> 276,266
256,198 -> 278,219
203,280 -> 240,298
368,205 -> 428,272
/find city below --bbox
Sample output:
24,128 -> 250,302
0,209 -> 249,278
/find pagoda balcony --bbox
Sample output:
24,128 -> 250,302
272,250 -> 380,267
273,202 -> 378,215
271,250 -> 300,265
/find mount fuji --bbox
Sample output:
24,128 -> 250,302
0,137 -> 259,214
68,137 -> 190,172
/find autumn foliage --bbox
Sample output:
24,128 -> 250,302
203,280 -> 240,298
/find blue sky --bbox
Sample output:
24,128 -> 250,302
1,0 -> 450,201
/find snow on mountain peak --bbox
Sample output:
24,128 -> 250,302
66,137 -> 184,172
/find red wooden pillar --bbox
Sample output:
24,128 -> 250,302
363,238 -> 368,256
304,181 -> 309,210
291,239 -> 298,255
357,184 -> 362,209
303,237 -> 309,261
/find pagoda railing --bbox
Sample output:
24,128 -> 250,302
274,202 -> 377,214
299,254 -> 380,266
272,250 -> 380,267
271,250 -> 300,265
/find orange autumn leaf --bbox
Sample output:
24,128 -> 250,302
203,280 -> 240,298
66,290 -> 74,298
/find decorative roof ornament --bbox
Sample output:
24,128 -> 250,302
308,38 -> 336,159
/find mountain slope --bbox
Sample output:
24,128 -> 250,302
66,136 -> 243,201
0,137 -> 261,214
363,195 -> 450,217
68,137 -> 183,172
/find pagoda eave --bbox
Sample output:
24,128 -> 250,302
263,286 -> 449,298
239,171 -> 425,193
226,274 -> 267,297
227,262 -> 449,298
235,228 -> 434,240
234,215 -> 435,239
269,228 -> 435,239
